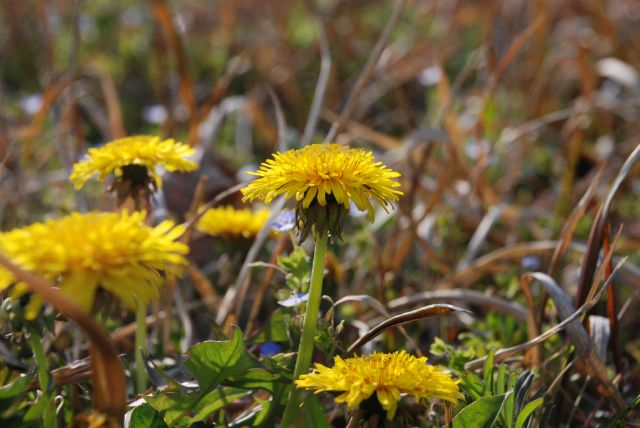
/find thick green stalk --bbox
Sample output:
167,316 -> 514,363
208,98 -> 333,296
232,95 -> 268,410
132,188 -> 151,394
280,231 -> 328,427
135,303 -> 148,393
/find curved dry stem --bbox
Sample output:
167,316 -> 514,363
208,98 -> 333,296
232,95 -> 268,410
347,303 -> 470,354
329,294 -> 422,356
0,252 -> 126,420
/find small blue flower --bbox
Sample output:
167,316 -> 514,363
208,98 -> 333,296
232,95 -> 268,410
269,210 -> 296,232
521,255 -> 542,271
259,342 -> 282,357
277,291 -> 309,307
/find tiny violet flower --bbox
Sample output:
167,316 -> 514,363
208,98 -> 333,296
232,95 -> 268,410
269,210 -> 296,232
259,342 -> 282,357
277,291 -> 309,307
521,255 -> 542,271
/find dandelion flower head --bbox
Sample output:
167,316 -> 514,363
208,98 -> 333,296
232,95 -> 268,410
241,144 -> 402,222
296,351 -> 461,420
0,211 -> 188,318
196,206 -> 271,239
70,135 -> 198,190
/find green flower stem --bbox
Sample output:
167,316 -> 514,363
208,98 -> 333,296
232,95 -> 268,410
28,326 -> 49,392
135,303 -> 148,393
28,326 -> 56,428
281,230 -> 329,427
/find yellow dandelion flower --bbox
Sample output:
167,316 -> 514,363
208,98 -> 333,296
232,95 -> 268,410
296,351 -> 462,420
241,144 -> 402,242
0,211 -> 188,318
196,206 -> 271,239
242,144 -> 402,220
69,135 -> 198,190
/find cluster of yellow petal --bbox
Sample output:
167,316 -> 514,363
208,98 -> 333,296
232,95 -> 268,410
0,211 -> 188,318
70,136 -> 198,190
296,351 -> 462,420
241,144 -> 403,222
196,206 -> 271,239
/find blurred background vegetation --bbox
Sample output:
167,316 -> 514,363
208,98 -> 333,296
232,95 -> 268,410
2,0 -> 640,426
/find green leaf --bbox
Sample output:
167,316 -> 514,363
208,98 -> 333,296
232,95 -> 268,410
0,372 -> 35,399
249,309 -> 290,344
148,328 -> 257,426
495,365 -> 509,426
227,369 -> 287,392
27,327 -> 50,393
503,373 -> 517,428
514,397 -> 543,428
42,395 -> 56,428
189,388 -> 251,424
130,404 -> 168,428
22,391 -> 56,428
453,393 -> 509,428
186,327 -> 252,387
429,337 -> 448,356
483,350 -> 495,396
146,394 -> 194,427
277,247 -> 311,291
496,365 -> 506,396
146,388 -> 250,427
459,372 -> 485,401
301,393 -> 330,428
278,247 -> 309,277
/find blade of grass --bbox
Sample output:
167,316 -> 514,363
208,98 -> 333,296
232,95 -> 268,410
575,139 -> 640,307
